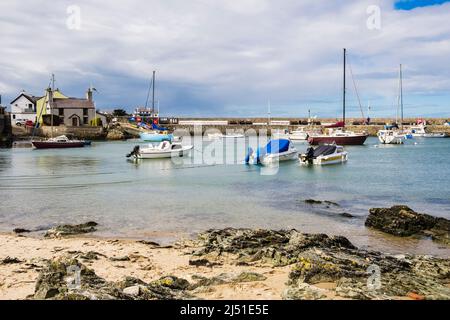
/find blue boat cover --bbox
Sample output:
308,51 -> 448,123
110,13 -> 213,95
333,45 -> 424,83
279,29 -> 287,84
266,139 -> 290,154
152,123 -> 169,131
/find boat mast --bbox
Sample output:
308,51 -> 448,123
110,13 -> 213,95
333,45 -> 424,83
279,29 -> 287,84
152,70 -> 156,115
343,48 -> 346,127
400,64 -> 403,130
50,73 -> 55,138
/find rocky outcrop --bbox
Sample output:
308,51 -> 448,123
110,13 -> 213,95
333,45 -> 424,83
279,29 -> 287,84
44,222 -> 98,238
366,205 -> 450,245
192,228 -> 450,300
106,128 -> 125,140
33,256 -> 193,300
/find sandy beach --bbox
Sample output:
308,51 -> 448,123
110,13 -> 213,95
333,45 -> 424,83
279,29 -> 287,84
0,233 -> 290,300
1,220 -> 449,300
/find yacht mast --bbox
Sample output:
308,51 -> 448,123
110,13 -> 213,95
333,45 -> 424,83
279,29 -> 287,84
343,48 -> 346,127
50,74 -> 55,138
152,70 -> 156,114
400,64 -> 403,130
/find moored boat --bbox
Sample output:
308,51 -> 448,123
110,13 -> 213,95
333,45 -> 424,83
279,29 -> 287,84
289,127 -> 309,140
299,144 -> 348,165
32,135 -> 85,149
308,49 -> 368,146
308,128 -> 368,145
245,139 -> 298,165
139,131 -> 174,142
126,141 -> 193,160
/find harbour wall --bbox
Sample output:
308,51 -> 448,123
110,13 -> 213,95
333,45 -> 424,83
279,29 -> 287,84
32,126 -> 107,140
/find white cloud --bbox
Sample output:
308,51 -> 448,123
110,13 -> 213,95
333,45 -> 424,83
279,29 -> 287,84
0,0 -> 449,116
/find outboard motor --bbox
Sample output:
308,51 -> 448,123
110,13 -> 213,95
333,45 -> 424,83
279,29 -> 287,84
305,146 -> 314,164
126,145 -> 140,158
245,147 -> 253,164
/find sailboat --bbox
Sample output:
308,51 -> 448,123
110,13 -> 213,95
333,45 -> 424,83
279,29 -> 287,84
32,75 -> 85,149
138,71 -> 174,142
308,49 -> 368,146
377,65 -> 406,145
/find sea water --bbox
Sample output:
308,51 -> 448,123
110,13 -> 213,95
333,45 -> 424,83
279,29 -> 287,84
0,137 -> 449,256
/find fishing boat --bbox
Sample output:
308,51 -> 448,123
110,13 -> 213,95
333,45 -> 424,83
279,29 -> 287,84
32,135 -> 85,149
299,144 -> 348,165
245,139 -> 298,165
308,49 -> 368,146
126,141 -> 193,160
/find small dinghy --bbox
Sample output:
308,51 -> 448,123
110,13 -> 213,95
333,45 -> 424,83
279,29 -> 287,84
245,139 -> 298,165
299,144 -> 348,165
126,141 -> 193,160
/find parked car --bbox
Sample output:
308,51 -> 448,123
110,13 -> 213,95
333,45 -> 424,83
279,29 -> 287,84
25,120 -> 35,127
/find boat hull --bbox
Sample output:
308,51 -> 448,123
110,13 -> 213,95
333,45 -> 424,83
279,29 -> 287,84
248,149 -> 298,165
308,134 -> 368,145
135,146 -> 193,159
32,141 -> 85,149
300,153 -> 348,165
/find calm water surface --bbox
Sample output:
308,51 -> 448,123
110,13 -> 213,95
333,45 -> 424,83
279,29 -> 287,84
0,137 -> 449,256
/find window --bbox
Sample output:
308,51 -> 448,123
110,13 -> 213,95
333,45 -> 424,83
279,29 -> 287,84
58,109 -> 64,116
13,114 -> 16,119
83,108 -> 88,116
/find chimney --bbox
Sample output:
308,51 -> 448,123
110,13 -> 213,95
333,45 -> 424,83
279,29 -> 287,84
87,88 -> 93,102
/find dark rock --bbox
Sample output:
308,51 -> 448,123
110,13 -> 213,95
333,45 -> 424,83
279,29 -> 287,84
195,228 -> 356,266
188,258 -> 221,267
366,205 -> 450,244
340,212 -> 354,218
137,240 -> 160,247
80,251 -> 106,261
233,272 -> 267,282
192,228 -> 450,300
44,222 -> 98,238
109,256 -> 130,262
1,257 -> 22,264
13,228 -> 31,234
33,256 -> 193,300
304,199 -> 323,205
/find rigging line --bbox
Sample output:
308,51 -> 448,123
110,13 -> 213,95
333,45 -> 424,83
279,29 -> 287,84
144,77 -> 154,109
347,58 -> 365,120
31,77 -> 53,139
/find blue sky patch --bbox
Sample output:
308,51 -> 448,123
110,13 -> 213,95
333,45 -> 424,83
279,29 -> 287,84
395,0 -> 450,10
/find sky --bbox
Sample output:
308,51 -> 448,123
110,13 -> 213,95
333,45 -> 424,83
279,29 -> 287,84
1,0 -> 450,118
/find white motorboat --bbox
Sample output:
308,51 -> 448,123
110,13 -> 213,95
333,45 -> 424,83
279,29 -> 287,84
126,141 -> 193,159
299,144 -> 348,165
409,123 -> 448,138
271,129 -> 290,139
245,139 -> 298,165
377,128 -> 404,144
289,127 -> 309,141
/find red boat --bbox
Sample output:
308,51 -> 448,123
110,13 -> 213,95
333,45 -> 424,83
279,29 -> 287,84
308,48 -> 368,146
308,132 -> 368,145
32,135 -> 85,149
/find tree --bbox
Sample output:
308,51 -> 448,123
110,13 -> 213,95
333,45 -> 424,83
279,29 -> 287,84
112,109 -> 128,117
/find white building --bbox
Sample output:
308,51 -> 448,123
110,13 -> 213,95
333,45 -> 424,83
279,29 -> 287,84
10,91 -> 41,123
